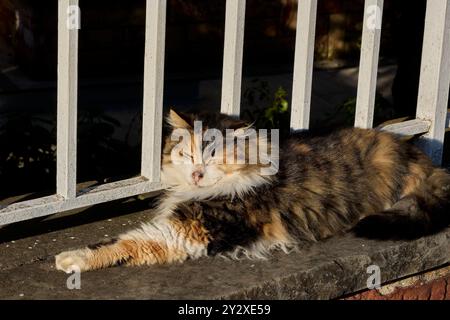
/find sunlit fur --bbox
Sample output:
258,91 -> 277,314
161,110 -> 274,192
157,110 -> 276,214
56,110 -> 450,273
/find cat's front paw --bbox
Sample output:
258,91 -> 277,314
55,249 -> 90,273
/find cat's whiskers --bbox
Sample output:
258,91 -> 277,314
153,170 -> 273,220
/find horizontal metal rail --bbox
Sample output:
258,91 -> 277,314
0,177 -> 164,225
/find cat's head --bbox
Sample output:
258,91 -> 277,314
160,109 -> 277,198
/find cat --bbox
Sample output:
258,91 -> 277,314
55,109 -> 450,273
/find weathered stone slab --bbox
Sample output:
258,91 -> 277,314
0,201 -> 448,299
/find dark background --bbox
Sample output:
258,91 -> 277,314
0,0 -> 447,201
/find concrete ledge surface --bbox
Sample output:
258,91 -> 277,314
0,202 -> 448,300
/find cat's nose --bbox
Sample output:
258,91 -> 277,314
192,170 -> 204,184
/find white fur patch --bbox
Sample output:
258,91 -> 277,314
120,217 -> 207,261
157,169 -> 272,219
220,240 -> 297,260
55,249 -> 92,273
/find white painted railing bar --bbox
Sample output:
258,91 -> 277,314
290,0 -> 317,130
0,0 -> 168,226
141,0 -> 167,182
380,119 -> 431,136
57,0 -> 79,199
354,0 -> 384,129
221,0 -> 246,116
0,178 -> 164,226
415,0 -> 450,165
1,1 -> 450,227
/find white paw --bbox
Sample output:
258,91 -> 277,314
55,249 -> 90,273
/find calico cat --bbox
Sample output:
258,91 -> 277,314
55,110 -> 450,273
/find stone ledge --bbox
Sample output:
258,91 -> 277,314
0,202 -> 449,299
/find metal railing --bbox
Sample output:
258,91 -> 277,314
1,0 -> 449,226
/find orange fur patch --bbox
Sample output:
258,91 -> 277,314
262,211 -> 290,242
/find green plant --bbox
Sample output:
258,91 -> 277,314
262,87 -> 289,127
242,79 -> 290,136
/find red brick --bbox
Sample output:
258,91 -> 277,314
445,279 -> 450,300
430,280 -> 446,300
401,290 -> 417,300
344,274 -> 450,300
364,290 -> 380,300
389,291 -> 404,300
414,285 -> 431,300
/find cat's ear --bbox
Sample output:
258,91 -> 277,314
167,109 -> 192,129
226,118 -> 254,138
224,118 -> 252,131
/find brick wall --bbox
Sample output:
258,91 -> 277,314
344,266 -> 450,300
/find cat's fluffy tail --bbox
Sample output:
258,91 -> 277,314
354,168 -> 450,239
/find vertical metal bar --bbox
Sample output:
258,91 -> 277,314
416,0 -> 450,165
354,0 -> 384,129
57,0 -> 79,199
221,0 -> 246,116
290,0 -> 317,130
141,0 -> 167,182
